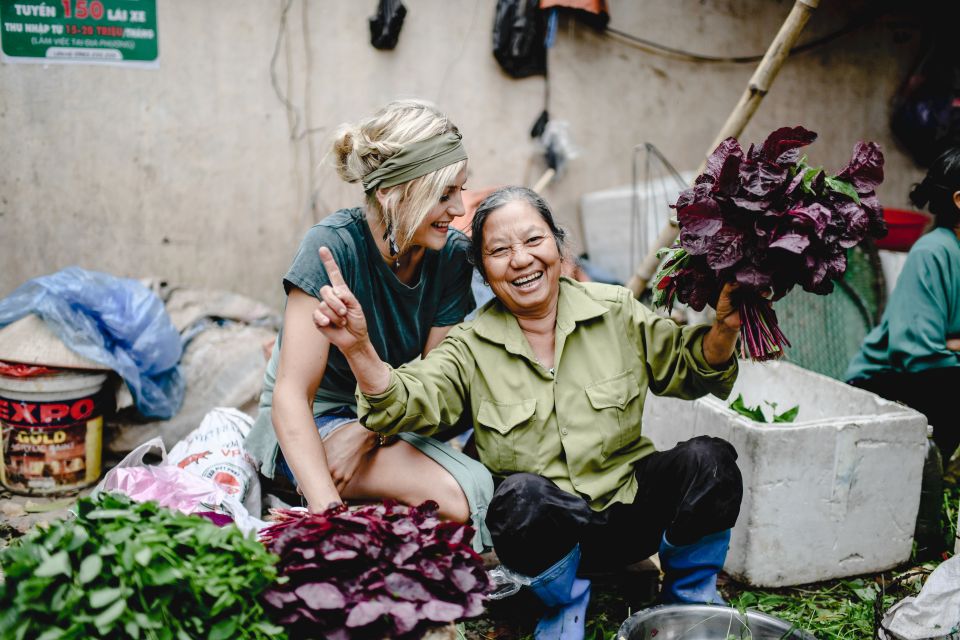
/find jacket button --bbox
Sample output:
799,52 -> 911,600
561,428 -> 568,436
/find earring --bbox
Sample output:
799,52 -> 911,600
383,223 -> 400,270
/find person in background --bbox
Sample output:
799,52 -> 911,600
245,100 -> 493,551
312,186 -> 744,640
846,147 -> 960,463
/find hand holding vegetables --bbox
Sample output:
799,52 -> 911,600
703,282 -> 743,367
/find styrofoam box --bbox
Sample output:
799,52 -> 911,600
642,360 -> 928,587
955,507 -> 960,557
580,173 -> 694,284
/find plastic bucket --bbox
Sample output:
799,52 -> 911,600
0,368 -> 110,495
876,208 -> 932,252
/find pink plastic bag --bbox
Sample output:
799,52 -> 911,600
94,436 -> 265,534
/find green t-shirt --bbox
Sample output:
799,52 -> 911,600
846,227 -> 960,380
246,208 -> 476,476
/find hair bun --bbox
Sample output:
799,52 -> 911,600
331,100 -> 456,188
332,126 -> 363,183
909,178 -> 932,209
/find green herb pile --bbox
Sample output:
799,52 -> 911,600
728,394 -> 799,423
729,575 -> 928,639
0,493 -> 286,640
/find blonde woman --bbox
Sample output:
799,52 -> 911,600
246,100 -> 492,549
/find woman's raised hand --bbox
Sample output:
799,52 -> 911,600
313,247 -> 369,353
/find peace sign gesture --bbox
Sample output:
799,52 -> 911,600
313,247 -> 369,353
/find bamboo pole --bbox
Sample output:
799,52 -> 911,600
531,168 -> 556,194
626,0 -> 821,297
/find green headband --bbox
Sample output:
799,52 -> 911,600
362,131 -> 467,194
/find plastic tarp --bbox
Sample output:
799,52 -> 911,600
0,267 -> 184,419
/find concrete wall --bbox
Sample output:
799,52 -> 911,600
0,0 -> 927,308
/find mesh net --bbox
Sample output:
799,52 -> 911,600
775,245 -> 886,380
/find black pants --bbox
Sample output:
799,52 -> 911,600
849,366 -> 960,462
485,436 -> 743,576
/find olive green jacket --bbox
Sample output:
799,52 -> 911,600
358,278 -> 738,511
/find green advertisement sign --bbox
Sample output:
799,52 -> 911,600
0,0 -> 157,67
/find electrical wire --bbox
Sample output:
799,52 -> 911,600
604,9 -> 876,64
270,0 -> 325,141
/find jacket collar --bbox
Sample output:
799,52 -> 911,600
471,278 -> 609,355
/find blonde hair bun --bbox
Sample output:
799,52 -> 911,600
331,100 -> 467,251
332,100 -> 457,184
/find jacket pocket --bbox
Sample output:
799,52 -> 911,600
585,371 -> 641,457
476,399 -> 537,473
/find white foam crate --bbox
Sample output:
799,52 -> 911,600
642,360 -> 927,587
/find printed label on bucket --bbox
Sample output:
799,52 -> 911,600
0,391 -> 105,494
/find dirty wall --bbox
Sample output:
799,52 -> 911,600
0,0 -> 926,308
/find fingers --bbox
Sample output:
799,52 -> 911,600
318,247 -> 360,308
319,246 -> 347,288
319,284 -> 349,319
313,301 -> 343,329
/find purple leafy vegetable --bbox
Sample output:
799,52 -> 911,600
653,127 -> 886,360
259,501 -> 492,640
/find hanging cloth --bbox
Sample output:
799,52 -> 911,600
369,0 -> 407,50
492,0 -> 547,78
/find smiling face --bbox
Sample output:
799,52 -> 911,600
480,199 -> 562,318
408,165 -> 468,251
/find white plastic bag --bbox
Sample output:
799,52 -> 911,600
167,407 -> 261,517
880,556 -> 960,640
486,565 -> 533,600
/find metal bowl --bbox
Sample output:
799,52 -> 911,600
617,604 -> 817,640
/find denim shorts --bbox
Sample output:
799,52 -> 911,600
275,406 -> 359,486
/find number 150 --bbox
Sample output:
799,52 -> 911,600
61,0 -> 105,20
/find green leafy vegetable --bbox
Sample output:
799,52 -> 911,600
728,394 -> 800,424
0,493 -> 284,640
773,405 -> 800,423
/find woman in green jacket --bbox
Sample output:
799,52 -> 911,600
312,186 -> 744,639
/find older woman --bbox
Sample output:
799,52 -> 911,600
313,187 -> 743,639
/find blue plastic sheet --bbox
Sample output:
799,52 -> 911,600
0,267 -> 185,419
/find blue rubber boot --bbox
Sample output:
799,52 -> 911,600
528,544 -> 592,640
658,529 -> 730,605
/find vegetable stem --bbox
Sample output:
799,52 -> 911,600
738,298 -> 791,361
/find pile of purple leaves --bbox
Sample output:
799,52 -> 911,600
259,501 -> 491,640
653,126 -> 886,360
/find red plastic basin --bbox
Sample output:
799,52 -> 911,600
876,208 -> 932,252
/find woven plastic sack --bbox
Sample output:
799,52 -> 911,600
879,555 -> 960,640
167,408 -> 260,517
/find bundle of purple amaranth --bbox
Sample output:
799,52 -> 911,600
653,126 -> 887,361
259,501 -> 491,640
